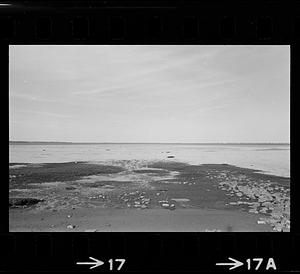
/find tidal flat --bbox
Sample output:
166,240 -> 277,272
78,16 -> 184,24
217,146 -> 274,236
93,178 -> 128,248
9,160 -> 290,232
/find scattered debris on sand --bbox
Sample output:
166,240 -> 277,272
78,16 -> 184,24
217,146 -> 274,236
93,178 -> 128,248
207,170 -> 290,231
118,191 -> 151,209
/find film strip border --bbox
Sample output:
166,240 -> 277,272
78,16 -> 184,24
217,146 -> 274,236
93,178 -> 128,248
1,233 -> 300,271
0,2 -> 299,43
1,1 -> 299,272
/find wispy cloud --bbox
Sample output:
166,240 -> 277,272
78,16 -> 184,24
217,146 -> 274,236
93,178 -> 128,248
17,110 -> 72,118
10,93 -> 58,103
72,86 -> 125,95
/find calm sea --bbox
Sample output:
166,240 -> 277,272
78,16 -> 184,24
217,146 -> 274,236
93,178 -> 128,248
9,143 -> 290,178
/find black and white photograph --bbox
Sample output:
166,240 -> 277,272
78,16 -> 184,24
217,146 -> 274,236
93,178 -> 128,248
9,45 -> 290,232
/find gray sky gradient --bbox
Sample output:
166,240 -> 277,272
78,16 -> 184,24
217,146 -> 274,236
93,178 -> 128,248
9,45 -> 290,143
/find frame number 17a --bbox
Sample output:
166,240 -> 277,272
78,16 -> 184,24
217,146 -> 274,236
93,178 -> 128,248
216,257 -> 277,271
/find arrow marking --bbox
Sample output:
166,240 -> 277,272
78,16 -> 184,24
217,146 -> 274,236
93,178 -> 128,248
76,257 -> 104,269
216,257 -> 244,270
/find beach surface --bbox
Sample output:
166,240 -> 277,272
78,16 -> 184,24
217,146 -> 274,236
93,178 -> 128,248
9,207 -> 272,232
9,160 -> 290,232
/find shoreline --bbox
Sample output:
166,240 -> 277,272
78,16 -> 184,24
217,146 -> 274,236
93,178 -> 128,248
9,160 -> 290,232
9,143 -> 290,178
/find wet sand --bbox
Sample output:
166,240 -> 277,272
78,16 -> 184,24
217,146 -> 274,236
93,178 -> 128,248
9,207 -> 273,232
9,160 -> 290,232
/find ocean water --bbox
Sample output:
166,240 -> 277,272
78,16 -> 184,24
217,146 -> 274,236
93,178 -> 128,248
9,143 -> 290,178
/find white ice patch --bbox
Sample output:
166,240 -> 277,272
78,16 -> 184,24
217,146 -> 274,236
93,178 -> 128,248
171,198 -> 190,202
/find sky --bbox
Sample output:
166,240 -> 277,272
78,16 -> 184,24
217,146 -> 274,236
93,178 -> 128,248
9,45 -> 290,143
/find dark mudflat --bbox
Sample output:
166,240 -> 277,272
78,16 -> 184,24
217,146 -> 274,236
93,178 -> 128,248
9,162 -> 124,187
9,197 -> 44,208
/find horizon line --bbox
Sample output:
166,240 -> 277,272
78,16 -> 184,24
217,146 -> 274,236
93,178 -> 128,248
9,140 -> 290,145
